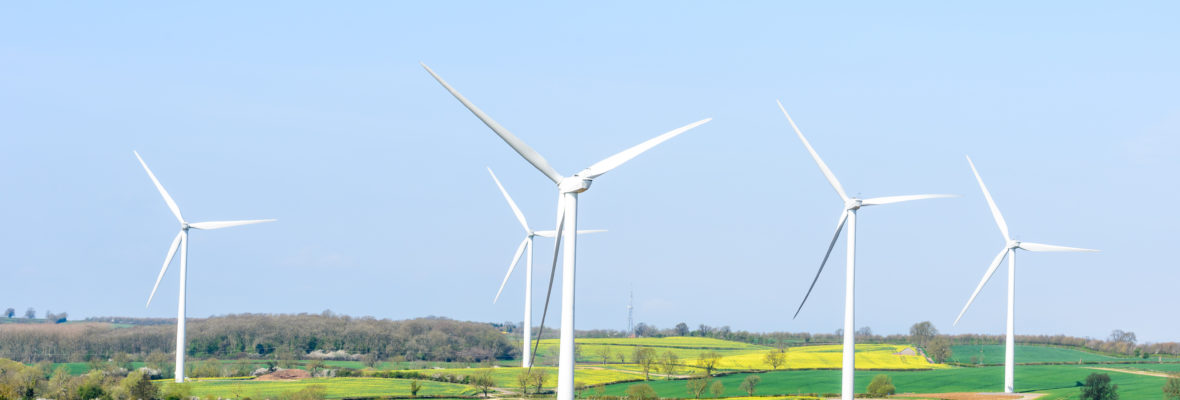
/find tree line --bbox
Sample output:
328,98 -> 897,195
0,313 -> 516,364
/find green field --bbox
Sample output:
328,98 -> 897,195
948,344 -> 1144,365
412,366 -> 642,388
600,365 -> 1168,399
187,377 -> 476,399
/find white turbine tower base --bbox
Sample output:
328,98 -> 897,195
135,151 -> 275,383
487,168 -> 604,368
426,64 -> 709,400
779,102 -> 954,400
953,156 -> 1098,393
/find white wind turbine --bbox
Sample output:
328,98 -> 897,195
425,64 -> 709,400
953,156 -> 1098,394
135,151 -> 275,383
487,167 -> 605,368
779,102 -> 954,400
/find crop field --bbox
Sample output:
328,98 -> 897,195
539,338 -> 938,371
947,344 -> 1144,365
536,336 -> 773,363
600,364 -> 1168,399
711,344 -> 944,371
187,377 -> 476,399
417,366 -> 641,388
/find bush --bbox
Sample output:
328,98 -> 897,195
866,374 -> 896,397
625,383 -> 658,400
160,382 -> 192,400
1081,373 -> 1119,400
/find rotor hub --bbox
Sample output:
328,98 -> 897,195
1008,240 -> 1020,249
844,198 -> 863,210
559,177 -> 592,193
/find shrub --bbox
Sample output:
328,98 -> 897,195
1081,373 -> 1118,400
625,383 -> 658,400
866,374 -> 896,397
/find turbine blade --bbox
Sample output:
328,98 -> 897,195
1018,242 -> 1099,253
134,151 -> 185,224
488,167 -> 531,233
953,247 -> 1010,326
966,156 -> 1010,241
422,64 -> 563,184
530,194 -> 566,368
793,210 -> 848,319
540,230 -> 604,237
493,237 -> 530,304
578,119 -> 711,179
861,194 -> 957,206
188,219 -> 276,230
778,101 -> 848,201
147,231 -> 184,308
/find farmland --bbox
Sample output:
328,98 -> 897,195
186,377 -> 476,399
947,344 -> 1145,365
600,364 -> 1170,399
23,335 -> 1180,399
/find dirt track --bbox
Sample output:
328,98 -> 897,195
1087,366 -> 1173,378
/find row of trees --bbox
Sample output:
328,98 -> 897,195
1,308 -> 67,323
0,313 -> 516,364
583,320 -> 1175,359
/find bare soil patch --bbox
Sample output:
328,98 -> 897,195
255,369 -> 311,381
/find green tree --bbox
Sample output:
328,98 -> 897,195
926,336 -> 953,363
596,346 -> 612,365
624,383 -> 658,400
469,370 -> 495,398
1081,373 -> 1119,400
3,308 -> 13,319
739,375 -> 761,396
867,374 -> 896,397
763,351 -> 785,370
531,370 -> 549,395
685,375 -> 711,399
909,321 -> 937,347
159,383 -> 191,400
709,380 -> 724,398
24,308 -> 35,319
659,351 -> 679,378
633,347 -> 657,380
696,351 -> 722,376
118,370 -> 159,400
1164,373 -> 1180,400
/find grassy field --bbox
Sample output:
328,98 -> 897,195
536,337 -> 773,364
187,377 -> 476,399
948,344 -> 1145,365
411,366 -> 641,388
599,365 -> 1168,399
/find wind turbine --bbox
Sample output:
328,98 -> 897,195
779,102 -> 953,400
134,151 -> 275,383
953,156 -> 1098,393
487,167 -> 604,368
425,64 -> 709,400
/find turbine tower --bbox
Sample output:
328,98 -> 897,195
135,151 -> 275,382
425,64 -> 709,400
487,167 -> 604,368
779,102 -> 953,400
953,156 -> 1098,393
627,290 -> 634,335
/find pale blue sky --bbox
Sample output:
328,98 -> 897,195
1,2 -> 1177,342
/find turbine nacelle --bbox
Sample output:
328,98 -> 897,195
560,177 -> 592,193
844,198 -> 863,211
1008,240 -> 1020,249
